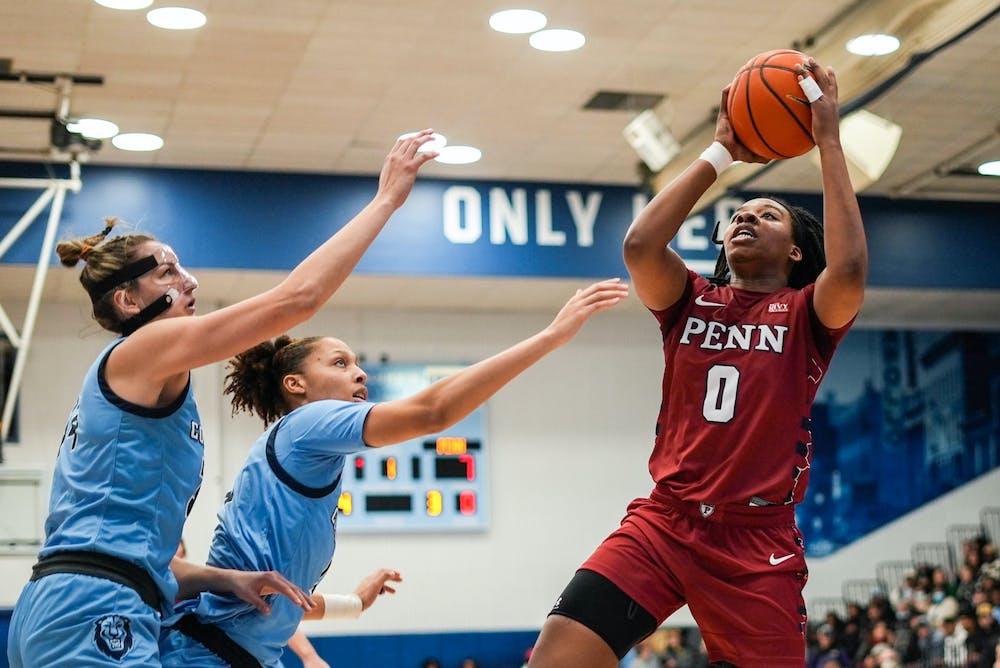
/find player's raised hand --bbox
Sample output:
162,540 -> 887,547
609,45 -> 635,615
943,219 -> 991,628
225,569 -> 316,616
799,57 -> 841,149
353,567 -> 403,611
543,278 -> 630,347
376,129 -> 439,210
715,86 -> 770,165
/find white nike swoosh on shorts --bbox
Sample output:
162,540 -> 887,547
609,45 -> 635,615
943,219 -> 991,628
695,295 -> 726,307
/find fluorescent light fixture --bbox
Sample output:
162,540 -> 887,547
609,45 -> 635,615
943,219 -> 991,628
398,131 -> 448,153
147,7 -> 207,30
94,0 -> 153,9
435,146 -> 482,165
529,29 -> 585,52
112,132 -> 164,151
489,9 -> 547,34
978,160 -> 1000,176
839,109 -> 902,182
623,110 -> 680,172
846,33 -> 900,56
810,109 -> 901,190
67,118 -> 119,139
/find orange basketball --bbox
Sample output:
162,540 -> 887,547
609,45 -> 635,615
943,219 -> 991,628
726,49 -> 815,160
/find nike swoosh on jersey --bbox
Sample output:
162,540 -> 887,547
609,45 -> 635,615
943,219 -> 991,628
769,553 -> 795,566
695,295 -> 726,307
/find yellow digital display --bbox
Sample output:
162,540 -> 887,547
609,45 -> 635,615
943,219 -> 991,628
425,490 -> 443,516
338,492 -> 353,515
436,437 -> 467,455
383,456 -> 398,480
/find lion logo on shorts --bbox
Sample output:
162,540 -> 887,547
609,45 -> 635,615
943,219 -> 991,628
93,614 -> 133,660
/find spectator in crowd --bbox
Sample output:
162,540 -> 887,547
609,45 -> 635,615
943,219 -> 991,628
956,563 -> 980,610
818,659 -> 847,668
661,628 -> 697,668
927,582 -> 961,629
911,565 -> 935,616
854,619 -> 895,666
865,645 -> 902,668
978,602 -> 1000,645
806,623 -> 851,668
932,566 -> 959,598
890,569 -> 920,611
621,639 -> 661,668
939,615 -> 969,667
842,601 -> 866,659
893,610 -> 926,664
962,602 -> 997,668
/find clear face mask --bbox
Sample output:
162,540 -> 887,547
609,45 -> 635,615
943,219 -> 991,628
146,247 -> 198,292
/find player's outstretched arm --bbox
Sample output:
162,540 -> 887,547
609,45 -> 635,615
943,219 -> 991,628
623,86 -> 768,311
286,628 -> 331,668
803,59 -> 867,329
171,557 -> 315,616
119,131 -> 439,383
362,279 -> 629,447
303,568 -> 402,621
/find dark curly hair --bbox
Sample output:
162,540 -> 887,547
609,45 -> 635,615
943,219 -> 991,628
224,335 -> 323,427
711,196 -> 825,290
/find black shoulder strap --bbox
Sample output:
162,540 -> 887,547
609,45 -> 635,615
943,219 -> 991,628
265,418 -> 342,498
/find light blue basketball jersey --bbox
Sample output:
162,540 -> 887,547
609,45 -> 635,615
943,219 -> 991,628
8,338 -> 204,667
42,337 -> 205,608
165,399 -> 372,667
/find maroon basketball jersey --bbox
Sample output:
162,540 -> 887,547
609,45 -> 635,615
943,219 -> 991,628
650,270 -> 851,506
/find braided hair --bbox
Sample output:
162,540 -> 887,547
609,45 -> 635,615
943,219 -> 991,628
224,335 -> 323,427
55,217 -> 156,333
710,197 -> 826,289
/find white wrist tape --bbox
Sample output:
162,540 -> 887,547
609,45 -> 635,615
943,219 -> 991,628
699,142 -> 734,176
798,76 -> 823,103
322,593 -> 362,619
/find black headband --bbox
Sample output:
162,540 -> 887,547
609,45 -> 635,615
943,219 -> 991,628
88,254 -> 159,304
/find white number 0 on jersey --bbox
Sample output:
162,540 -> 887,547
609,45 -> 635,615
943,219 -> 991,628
703,364 -> 739,423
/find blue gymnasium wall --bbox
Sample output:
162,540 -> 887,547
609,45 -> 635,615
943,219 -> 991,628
1,161 -> 1000,289
2,163 -> 1000,667
0,611 -> 537,668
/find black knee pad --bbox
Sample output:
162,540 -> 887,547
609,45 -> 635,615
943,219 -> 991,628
547,569 -> 657,659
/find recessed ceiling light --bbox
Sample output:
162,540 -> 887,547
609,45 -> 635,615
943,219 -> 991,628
147,7 -> 207,30
112,133 -> 164,151
94,0 -> 153,9
978,160 -> 1000,176
529,29 -> 586,52
435,146 -> 482,165
67,118 -> 119,139
489,9 -> 547,34
398,131 -> 448,153
846,33 -> 900,56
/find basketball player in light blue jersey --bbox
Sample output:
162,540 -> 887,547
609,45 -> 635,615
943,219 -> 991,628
158,279 -> 630,667
7,131 -> 440,668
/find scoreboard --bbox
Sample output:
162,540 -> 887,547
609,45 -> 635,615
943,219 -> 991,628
337,363 -> 489,533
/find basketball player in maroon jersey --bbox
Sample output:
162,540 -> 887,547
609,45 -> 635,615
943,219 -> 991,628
527,58 -> 866,668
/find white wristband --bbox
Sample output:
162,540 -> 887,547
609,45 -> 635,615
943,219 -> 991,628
322,593 -> 363,619
699,142 -> 734,176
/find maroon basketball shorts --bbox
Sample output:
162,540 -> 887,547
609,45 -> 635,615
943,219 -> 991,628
581,489 -> 809,668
